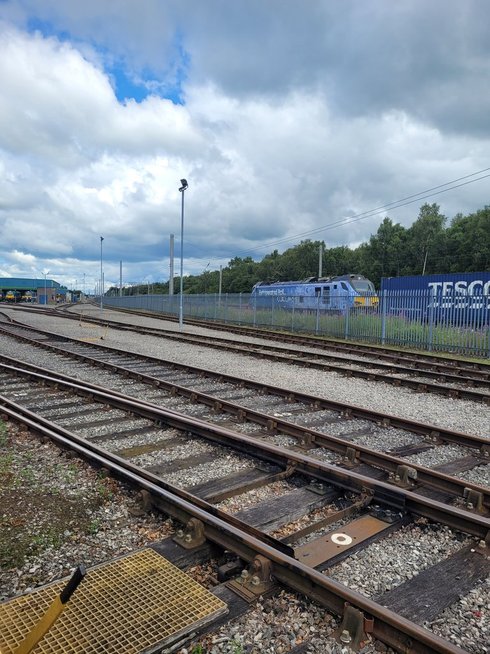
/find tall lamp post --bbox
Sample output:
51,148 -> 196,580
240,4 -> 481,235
178,179 -> 188,330
44,270 -> 50,305
100,236 -> 104,312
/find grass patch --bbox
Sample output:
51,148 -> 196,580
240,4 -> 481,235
0,433 -> 114,570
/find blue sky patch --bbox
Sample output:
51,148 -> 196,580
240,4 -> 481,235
26,16 -> 188,105
108,60 -> 186,105
108,63 -> 151,104
27,16 -> 71,42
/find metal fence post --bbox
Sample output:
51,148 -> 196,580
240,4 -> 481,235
381,290 -> 387,345
344,302 -> 350,340
487,320 -> 490,359
428,291 -> 434,352
315,296 -> 320,334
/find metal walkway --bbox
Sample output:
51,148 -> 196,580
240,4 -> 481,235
0,549 -> 227,653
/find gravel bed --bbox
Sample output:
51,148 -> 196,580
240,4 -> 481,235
55,408 -> 127,425
180,589 -> 345,654
328,522 -> 469,598
0,421 -> 173,602
0,381 -> 32,392
351,427 -> 425,451
304,447 -> 339,464
428,579 -> 489,654
75,418 -> 154,439
165,455 -> 257,489
214,389 -> 259,401
130,439 -> 216,467
41,403 -> 110,418
231,422 -> 266,434
293,410 -> 342,428
455,464 -> 490,488
270,434 -> 298,447
404,444 -> 472,468
314,417 -> 371,435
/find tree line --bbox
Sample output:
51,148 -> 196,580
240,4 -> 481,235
122,203 -> 489,295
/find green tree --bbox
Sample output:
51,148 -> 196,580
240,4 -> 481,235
404,203 -> 446,275
359,217 -> 407,286
444,207 -> 490,272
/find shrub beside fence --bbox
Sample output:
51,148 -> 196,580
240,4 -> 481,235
102,291 -> 490,358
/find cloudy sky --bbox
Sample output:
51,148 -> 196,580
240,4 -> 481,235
0,1 -> 489,292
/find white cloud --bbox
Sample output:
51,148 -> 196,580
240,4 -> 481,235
0,12 -> 488,289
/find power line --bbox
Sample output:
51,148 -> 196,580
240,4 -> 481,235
232,171 -> 490,256
184,167 -> 490,268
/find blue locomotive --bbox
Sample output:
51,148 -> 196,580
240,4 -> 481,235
251,274 -> 378,311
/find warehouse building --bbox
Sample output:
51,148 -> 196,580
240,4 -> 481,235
0,277 -> 67,304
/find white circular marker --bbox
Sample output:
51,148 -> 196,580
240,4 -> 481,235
331,532 -> 352,545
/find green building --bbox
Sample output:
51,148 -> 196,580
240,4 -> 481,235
0,277 -> 64,304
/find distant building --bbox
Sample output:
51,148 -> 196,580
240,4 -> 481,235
0,277 -> 63,305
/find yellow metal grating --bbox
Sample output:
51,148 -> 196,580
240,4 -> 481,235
0,548 -> 228,653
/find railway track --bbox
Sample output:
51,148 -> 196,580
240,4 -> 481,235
1,361 -> 489,654
11,304 -> 490,403
66,302 -> 490,373
0,316 -> 489,512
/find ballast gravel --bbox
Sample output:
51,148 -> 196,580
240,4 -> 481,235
0,422 -> 173,602
455,464 -> 490,488
351,427 -> 424,449
328,522 -> 469,598
404,443 -> 473,468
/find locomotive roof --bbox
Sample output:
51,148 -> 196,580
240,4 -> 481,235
254,274 -> 368,286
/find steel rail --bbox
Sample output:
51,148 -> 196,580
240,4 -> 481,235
6,304 -> 490,376
70,303 -> 490,374
1,363 -> 488,540
3,311 -> 489,400
175,316 -> 490,375
36,311 -> 490,390
1,352 -> 488,509
0,395 -> 475,654
0,325 -> 487,451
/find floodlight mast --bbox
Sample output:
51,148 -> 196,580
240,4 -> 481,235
100,236 -> 104,312
178,179 -> 188,330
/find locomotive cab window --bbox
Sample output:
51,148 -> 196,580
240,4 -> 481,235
322,287 -> 330,299
315,287 -> 321,296
341,282 -> 348,291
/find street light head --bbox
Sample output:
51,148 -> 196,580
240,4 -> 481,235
179,179 -> 188,192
